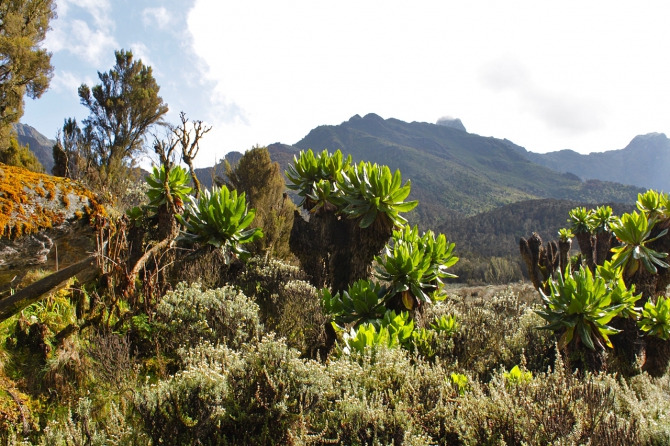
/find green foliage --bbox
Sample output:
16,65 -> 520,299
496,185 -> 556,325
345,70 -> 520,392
503,365 -> 532,385
451,373 -> 469,395
177,185 -> 263,262
558,227 -> 574,241
637,189 -> 669,220
321,279 -> 386,326
339,160 -> 418,229
341,323 -> 394,355
285,148 -> 418,230
597,262 -> 643,319
568,206 -> 594,234
537,266 -> 624,350
374,226 -> 458,308
75,50 -> 168,201
431,314 -> 459,336
638,296 -> 670,340
610,211 -> 669,275
0,136 -> 43,172
0,0 -> 54,151
222,146 -> 295,259
592,205 -> 615,233
145,165 -> 192,208
285,148 -> 350,208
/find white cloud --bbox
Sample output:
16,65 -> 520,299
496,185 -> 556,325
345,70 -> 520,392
68,19 -> 117,64
57,0 -> 112,29
46,0 -> 116,65
50,71 -> 94,96
480,57 -> 604,136
142,7 -> 173,30
129,42 -> 154,69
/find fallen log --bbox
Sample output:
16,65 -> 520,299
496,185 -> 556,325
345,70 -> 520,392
0,256 -> 98,322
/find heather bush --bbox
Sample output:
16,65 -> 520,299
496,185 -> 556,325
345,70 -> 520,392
155,282 -> 262,353
426,287 -> 554,379
135,335 -> 331,445
37,397 -> 145,446
236,257 -> 327,355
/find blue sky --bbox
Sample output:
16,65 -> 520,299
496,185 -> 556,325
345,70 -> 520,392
22,1 -> 670,167
24,0 -> 221,165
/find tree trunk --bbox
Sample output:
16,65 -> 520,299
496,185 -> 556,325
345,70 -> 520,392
558,238 -> 572,276
575,233 -> 595,271
610,317 -> 644,377
595,231 -> 612,266
643,336 -> 670,378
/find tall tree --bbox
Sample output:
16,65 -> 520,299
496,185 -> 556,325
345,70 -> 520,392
77,50 -> 168,197
222,146 -> 295,259
52,118 -> 88,179
0,0 -> 55,153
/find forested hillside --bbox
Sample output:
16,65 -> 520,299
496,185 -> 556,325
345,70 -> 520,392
439,198 -> 635,258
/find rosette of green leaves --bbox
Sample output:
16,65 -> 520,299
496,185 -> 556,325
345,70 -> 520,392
176,186 -> 263,262
321,279 -> 386,326
558,228 -> 575,242
145,165 -> 193,209
421,229 -> 459,286
636,189 -> 669,221
305,178 -> 343,214
376,226 -> 458,308
431,314 -> 459,336
411,328 -> 435,357
536,266 -> 624,350
610,211 -> 669,275
341,323 -> 396,355
504,365 -> 532,386
638,296 -> 670,340
381,310 -> 414,348
568,207 -> 595,234
597,261 -> 642,319
592,206 -> 615,233
375,242 -> 433,309
451,373 -> 469,396
339,161 -> 418,230
285,149 -> 351,209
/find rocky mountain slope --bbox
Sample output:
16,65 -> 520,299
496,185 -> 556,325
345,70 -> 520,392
507,133 -> 670,192
263,114 -> 642,227
14,123 -> 55,173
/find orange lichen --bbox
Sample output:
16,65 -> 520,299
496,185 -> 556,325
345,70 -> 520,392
0,164 -> 106,239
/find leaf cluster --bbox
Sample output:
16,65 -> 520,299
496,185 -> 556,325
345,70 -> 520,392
638,296 -> 670,340
145,165 -> 193,209
375,225 -> 458,308
285,149 -> 417,229
610,211 -> 669,275
537,266 -> 626,350
177,186 -> 263,262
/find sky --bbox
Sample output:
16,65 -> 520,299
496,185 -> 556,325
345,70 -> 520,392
22,0 -> 670,168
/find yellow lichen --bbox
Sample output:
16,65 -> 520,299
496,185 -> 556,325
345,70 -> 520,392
0,164 -> 105,239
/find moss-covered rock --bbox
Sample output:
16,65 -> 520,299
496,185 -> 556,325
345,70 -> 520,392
0,164 -> 105,277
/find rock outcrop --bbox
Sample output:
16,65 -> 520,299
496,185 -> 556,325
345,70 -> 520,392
0,165 -> 104,284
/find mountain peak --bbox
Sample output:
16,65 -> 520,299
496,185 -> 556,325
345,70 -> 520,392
363,113 -> 384,122
623,132 -> 670,153
436,117 -> 466,132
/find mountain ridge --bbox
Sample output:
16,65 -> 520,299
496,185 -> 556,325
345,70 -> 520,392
508,132 -> 670,192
